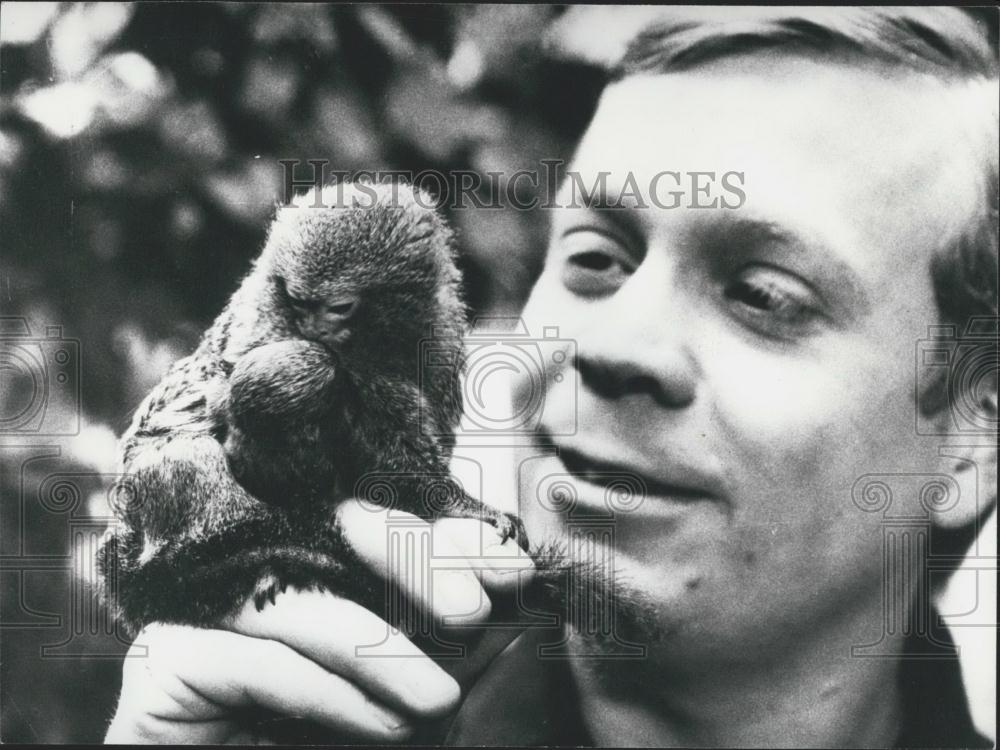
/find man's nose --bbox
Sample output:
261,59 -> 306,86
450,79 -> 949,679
574,262 -> 698,409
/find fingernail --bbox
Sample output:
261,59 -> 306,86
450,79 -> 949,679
369,701 -> 411,734
402,668 -> 461,712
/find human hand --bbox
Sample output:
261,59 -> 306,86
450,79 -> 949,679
103,499 -> 535,744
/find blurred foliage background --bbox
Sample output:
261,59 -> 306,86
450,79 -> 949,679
0,3 -> 605,742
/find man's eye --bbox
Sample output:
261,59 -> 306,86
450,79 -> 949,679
724,267 -> 825,339
559,231 -> 634,296
575,251 -> 617,271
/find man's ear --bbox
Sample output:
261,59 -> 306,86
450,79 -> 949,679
923,362 -> 997,530
931,444 -> 997,530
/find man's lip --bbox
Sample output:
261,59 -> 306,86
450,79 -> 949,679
559,446 -> 709,501
539,431 -> 726,503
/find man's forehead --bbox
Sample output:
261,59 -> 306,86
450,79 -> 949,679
591,54 -> 989,145
577,58 -> 986,206
558,56 -> 992,283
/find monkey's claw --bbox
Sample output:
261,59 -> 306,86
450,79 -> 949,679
252,577 -> 289,611
495,512 -> 530,552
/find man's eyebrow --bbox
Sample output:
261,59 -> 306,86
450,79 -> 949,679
704,216 -> 873,318
711,217 -> 789,246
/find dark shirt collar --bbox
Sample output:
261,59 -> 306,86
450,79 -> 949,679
444,616 -> 991,748
893,611 -> 992,749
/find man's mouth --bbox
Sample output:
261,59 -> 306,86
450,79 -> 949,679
535,428 -> 726,515
559,448 -> 708,500
559,446 -> 712,502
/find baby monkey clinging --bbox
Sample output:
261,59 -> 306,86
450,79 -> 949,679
99,182 -> 527,635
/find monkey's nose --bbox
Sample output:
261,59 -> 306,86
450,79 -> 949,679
298,316 -> 352,350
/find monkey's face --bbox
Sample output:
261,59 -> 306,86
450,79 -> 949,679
265,183 -> 465,360
275,275 -> 359,352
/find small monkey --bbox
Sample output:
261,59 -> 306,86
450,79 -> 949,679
99,183 -> 527,636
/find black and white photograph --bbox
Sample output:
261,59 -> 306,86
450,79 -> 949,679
0,4 -> 997,747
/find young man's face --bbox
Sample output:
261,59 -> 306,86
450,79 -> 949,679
516,56 -> 986,662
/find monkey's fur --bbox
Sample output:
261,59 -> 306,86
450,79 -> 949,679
98,183 -> 530,636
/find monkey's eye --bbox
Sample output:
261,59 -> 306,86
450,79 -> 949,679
288,296 -> 317,311
328,300 -> 356,317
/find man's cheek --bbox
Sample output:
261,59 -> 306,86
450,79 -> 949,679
706,352 -> 895,593
709,354 -> 854,479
